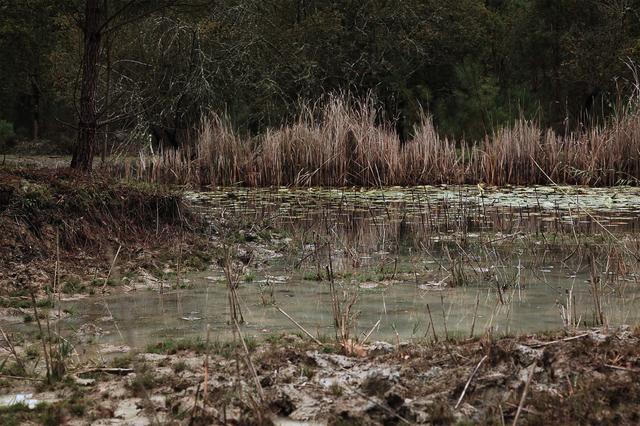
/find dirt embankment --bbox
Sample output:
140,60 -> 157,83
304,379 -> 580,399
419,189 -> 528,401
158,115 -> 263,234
0,167 -> 205,296
1,328 -> 639,425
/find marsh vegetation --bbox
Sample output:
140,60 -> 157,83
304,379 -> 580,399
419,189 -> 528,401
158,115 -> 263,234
118,95 -> 640,187
3,1 -> 640,424
2,176 -> 640,424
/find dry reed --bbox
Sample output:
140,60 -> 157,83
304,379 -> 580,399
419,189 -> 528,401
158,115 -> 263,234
114,94 -> 640,187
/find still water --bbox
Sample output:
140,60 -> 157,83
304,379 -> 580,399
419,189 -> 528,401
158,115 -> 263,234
12,186 -> 640,356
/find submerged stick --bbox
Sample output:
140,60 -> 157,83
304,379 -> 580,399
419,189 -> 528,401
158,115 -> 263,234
426,304 -> 438,343
102,244 -> 122,293
469,291 -> 480,338
275,305 -> 322,345
527,333 -> 589,348
0,374 -> 44,382
440,295 -> 449,341
31,293 -> 51,383
203,324 -> 211,401
75,367 -> 134,375
362,319 -> 381,344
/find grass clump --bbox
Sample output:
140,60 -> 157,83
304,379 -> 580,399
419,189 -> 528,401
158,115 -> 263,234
0,399 -> 87,426
146,337 -> 209,355
61,276 -> 86,294
146,336 -> 258,358
242,270 -> 256,282
302,271 -> 323,281
172,361 -> 188,373
0,403 -> 36,426
131,371 -> 156,397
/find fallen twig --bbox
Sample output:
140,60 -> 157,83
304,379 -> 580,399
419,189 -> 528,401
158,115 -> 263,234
75,367 -> 134,375
513,362 -> 536,426
604,364 -> 640,373
0,327 -> 26,374
527,333 -> 589,348
455,355 -> 488,409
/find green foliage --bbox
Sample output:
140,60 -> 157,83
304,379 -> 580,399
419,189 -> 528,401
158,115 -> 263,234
0,121 -> 16,152
146,336 -> 257,358
146,337 -> 209,355
2,0 -> 640,148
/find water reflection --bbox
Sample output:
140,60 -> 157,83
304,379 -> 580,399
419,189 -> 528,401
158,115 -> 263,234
10,186 -> 640,355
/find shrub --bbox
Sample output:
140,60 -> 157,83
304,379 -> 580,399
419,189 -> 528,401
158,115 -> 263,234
0,120 -> 16,160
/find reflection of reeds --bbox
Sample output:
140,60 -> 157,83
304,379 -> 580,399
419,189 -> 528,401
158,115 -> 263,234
222,247 -> 244,325
115,94 -> 640,187
590,256 -> 606,327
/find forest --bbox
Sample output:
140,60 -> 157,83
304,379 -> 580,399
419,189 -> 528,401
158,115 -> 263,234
2,2 -> 640,425
2,0 -> 640,170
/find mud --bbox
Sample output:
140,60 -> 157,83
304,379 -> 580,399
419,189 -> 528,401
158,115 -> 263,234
1,328 -> 639,425
0,167 -> 210,298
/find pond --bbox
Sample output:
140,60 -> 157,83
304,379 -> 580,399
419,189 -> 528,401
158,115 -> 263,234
10,186 -> 640,357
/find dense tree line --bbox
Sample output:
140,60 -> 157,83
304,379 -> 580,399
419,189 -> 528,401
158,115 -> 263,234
1,0 -> 640,168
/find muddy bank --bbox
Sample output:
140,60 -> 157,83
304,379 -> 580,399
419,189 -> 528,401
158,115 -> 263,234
0,167 -> 207,296
0,328 -> 638,425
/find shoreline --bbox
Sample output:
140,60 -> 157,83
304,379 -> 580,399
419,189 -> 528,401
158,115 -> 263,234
0,327 -> 638,425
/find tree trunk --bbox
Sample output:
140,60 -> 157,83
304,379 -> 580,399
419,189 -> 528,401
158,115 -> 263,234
101,0 -> 110,163
71,0 -> 102,171
30,74 -> 40,141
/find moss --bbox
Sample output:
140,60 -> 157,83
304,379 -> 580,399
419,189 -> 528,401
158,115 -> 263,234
19,182 -> 54,211
0,398 -> 87,426
321,345 -> 335,354
265,334 -> 284,344
300,364 -> 314,379
0,298 -> 34,309
146,336 -> 257,358
0,362 -> 26,377
38,403 -> 64,426
25,345 -> 39,359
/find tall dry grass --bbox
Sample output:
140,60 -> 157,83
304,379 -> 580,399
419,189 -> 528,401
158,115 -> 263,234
116,94 -> 640,187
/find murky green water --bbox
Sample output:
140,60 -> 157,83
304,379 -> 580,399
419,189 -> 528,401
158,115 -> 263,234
9,186 -> 640,356
63,268 -> 639,356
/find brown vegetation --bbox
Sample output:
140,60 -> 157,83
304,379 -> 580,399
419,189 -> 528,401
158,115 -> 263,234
116,95 -> 640,187
2,328 -> 639,425
0,167 -> 197,294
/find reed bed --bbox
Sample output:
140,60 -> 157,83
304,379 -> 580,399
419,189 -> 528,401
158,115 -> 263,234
115,95 -> 640,187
